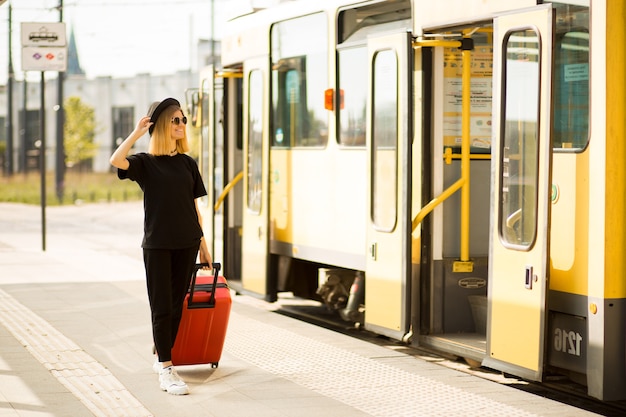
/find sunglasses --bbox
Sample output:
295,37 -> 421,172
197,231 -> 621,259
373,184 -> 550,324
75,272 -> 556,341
171,116 -> 188,125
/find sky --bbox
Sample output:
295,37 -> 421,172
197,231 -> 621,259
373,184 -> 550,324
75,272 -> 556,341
0,0 -> 267,83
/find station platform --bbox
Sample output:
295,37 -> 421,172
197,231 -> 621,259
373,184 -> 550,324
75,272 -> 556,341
0,202 -> 604,417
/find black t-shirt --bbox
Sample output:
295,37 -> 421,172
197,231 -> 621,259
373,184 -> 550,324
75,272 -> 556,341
118,152 -> 207,249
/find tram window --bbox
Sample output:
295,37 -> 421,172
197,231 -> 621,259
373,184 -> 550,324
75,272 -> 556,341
552,4 -> 589,151
247,70 -> 263,214
499,29 -> 540,249
271,13 -> 328,148
338,1 -> 411,44
371,49 -> 398,232
338,46 -> 367,146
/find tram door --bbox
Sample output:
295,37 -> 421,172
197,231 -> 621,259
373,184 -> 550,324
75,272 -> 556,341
240,58 -> 270,296
485,5 -> 553,381
364,32 -> 412,339
196,66 -> 218,258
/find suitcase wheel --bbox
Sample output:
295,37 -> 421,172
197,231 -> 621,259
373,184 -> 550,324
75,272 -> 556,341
211,362 -> 218,369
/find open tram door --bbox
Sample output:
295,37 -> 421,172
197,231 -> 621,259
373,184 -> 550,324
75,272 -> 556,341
240,58 -> 271,298
364,32 -> 412,339
194,65 -> 243,281
484,5 -> 553,381
194,66 -> 219,260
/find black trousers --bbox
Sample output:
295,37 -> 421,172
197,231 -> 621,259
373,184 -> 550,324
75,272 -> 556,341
143,244 -> 199,363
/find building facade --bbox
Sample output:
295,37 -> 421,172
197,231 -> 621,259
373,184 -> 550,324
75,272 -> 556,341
0,39 -> 220,174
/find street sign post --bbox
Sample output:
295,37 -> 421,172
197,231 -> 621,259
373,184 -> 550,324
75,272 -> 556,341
21,46 -> 67,72
21,22 -> 68,251
21,22 -> 67,72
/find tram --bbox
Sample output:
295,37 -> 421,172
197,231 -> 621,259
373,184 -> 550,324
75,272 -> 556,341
188,0 -> 626,401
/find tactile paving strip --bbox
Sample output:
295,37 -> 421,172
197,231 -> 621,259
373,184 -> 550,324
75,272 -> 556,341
225,311 -> 540,417
0,289 -> 152,417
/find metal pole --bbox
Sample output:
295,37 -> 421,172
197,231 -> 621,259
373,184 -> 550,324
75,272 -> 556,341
460,39 -> 473,263
6,2 -> 14,176
40,71 -> 46,251
20,76 -> 27,174
55,0 -> 65,203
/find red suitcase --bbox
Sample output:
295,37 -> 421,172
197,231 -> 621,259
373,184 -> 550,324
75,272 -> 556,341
171,263 -> 231,368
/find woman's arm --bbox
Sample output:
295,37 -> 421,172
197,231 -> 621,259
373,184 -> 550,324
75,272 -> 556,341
110,116 -> 152,170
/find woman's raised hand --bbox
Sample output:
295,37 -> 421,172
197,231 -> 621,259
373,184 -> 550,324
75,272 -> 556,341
135,116 -> 153,136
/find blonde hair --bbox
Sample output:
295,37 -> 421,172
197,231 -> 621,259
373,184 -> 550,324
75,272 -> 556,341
148,105 -> 190,155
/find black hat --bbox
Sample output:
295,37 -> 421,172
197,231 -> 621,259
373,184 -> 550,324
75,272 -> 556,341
147,97 -> 180,135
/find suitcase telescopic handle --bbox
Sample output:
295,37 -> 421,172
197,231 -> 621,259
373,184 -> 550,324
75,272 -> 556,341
188,262 -> 221,309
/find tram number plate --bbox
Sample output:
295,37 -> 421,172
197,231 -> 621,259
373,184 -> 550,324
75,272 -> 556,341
554,328 -> 582,356
548,311 -> 586,374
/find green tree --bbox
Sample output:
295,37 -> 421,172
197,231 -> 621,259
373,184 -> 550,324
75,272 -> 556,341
64,96 -> 98,169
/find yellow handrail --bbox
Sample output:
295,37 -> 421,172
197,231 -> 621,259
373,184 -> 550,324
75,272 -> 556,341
459,41 -> 471,262
412,39 -> 462,49
214,171 -> 243,211
412,178 -> 465,232
412,37 -> 474,262
443,147 -> 491,164
215,70 -> 243,79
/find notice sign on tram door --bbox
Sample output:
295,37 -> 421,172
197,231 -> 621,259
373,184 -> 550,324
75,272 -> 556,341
21,22 -> 67,72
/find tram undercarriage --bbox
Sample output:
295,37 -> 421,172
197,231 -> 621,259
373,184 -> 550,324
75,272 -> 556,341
264,253 -> 491,367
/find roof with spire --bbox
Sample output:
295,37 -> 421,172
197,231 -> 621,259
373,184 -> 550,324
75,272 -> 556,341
67,24 -> 85,76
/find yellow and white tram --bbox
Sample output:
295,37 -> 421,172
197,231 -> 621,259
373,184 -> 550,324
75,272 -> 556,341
190,0 -> 625,401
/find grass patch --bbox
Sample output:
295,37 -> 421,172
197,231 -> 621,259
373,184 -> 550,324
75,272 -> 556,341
0,171 -> 143,205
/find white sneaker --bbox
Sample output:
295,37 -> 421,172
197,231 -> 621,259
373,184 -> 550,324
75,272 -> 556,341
159,366 -> 189,395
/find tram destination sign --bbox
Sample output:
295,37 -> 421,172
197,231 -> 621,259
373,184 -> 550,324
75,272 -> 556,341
20,22 -> 67,72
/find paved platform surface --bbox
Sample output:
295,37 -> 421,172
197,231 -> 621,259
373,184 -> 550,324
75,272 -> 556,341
0,201 -> 605,417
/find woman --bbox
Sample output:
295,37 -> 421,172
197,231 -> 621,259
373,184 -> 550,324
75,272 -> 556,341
110,97 -> 212,395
